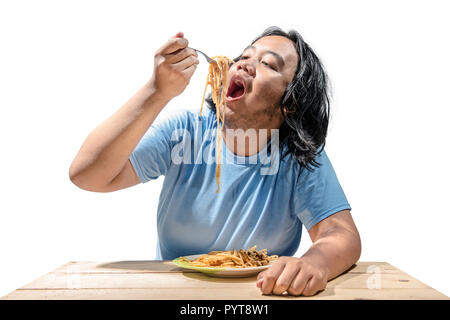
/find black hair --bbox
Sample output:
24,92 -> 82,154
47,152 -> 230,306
205,26 -> 331,170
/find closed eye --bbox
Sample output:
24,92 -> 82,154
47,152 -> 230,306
241,56 -> 276,70
262,61 -> 277,71
239,55 -> 278,71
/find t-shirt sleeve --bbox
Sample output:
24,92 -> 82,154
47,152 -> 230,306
294,149 -> 352,230
129,109 -> 192,183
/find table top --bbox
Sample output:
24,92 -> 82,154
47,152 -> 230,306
2,261 -> 448,300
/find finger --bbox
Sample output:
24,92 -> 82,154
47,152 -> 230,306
261,262 -> 286,295
173,32 -> 184,38
181,63 -> 198,79
302,276 -> 323,296
157,37 -> 189,55
257,270 -> 266,281
272,263 -> 301,295
287,269 -> 312,296
165,47 -> 198,64
256,278 -> 263,288
174,55 -> 199,72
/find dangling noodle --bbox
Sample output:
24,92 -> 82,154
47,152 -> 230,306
199,56 -> 235,193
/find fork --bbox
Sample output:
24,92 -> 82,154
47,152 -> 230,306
191,48 -> 217,65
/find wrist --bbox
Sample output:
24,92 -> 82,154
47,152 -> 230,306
300,246 -> 331,280
143,81 -> 172,107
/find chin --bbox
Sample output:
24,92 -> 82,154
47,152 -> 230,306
224,96 -> 247,111
223,106 -> 239,128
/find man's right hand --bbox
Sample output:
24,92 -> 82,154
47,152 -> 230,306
149,32 -> 199,101
69,32 -> 198,192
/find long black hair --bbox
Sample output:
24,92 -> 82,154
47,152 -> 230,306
205,26 -> 331,170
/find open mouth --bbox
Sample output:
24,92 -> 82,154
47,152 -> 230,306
226,75 -> 246,102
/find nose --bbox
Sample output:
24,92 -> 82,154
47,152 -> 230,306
236,59 -> 256,77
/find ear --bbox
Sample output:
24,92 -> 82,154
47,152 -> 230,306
282,106 -> 294,114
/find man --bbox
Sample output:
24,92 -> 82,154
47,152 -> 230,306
69,27 -> 361,297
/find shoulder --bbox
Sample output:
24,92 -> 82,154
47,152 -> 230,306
145,108 -> 217,144
155,107 -> 216,130
281,147 -> 332,184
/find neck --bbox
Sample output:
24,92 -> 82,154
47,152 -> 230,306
222,125 -> 274,157
220,104 -> 283,157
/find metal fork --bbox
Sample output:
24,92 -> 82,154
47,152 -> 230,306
191,48 -> 217,65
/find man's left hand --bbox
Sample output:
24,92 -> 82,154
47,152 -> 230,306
256,255 -> 330,296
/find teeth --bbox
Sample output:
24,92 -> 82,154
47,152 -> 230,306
235,79 -> 244,87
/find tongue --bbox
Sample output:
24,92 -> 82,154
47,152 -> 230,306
231,86 -> 245,98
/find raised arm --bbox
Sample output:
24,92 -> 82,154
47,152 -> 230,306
69,32 -> 199,192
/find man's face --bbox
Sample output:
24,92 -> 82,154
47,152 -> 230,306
223,35 -> 299,130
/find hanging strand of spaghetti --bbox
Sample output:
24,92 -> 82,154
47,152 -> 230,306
199,56 -> 235,193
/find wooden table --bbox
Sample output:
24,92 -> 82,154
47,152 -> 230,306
1,261 -> 448,300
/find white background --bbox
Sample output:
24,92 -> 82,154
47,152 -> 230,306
1,0 -> 449,298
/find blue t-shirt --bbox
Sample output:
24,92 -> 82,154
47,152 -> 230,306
129,107 -> 351,260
